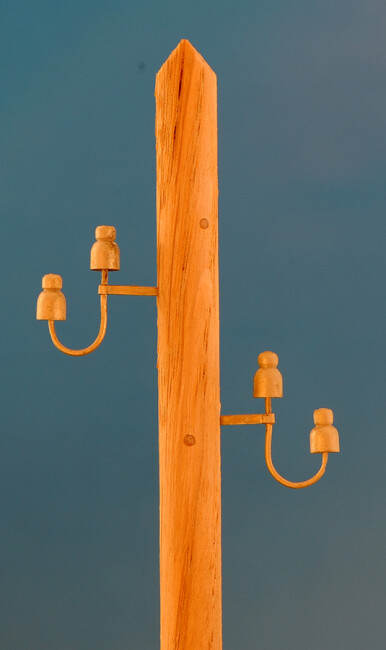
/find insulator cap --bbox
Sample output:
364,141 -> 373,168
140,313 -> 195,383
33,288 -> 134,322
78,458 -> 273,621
36,274 -> 66,320
90,225 -> 120,271
310,408 -> 340,453
42,273 -> 63,290
253,351 -> 283,398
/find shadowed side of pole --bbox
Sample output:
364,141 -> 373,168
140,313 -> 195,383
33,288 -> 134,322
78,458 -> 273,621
156,40 -> 222,650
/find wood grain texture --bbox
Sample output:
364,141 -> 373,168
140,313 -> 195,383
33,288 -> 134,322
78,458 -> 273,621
156,40 -> 222,650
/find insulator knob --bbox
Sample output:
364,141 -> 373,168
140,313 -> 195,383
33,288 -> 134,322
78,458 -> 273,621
253,351 -> 283,398
36,274 -> 66,321
310,408 -> 340,453
90,225 -> 120,271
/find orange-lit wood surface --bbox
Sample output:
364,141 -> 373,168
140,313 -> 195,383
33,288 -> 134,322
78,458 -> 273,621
156,40 -> 222,650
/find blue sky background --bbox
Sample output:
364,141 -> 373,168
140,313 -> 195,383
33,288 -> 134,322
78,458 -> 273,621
1,1 -> 386,648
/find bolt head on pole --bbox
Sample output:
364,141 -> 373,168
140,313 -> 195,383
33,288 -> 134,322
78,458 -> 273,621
253,351 -> 283,398
310,408 -> 340,453
36,274 -> 66,320
90,225 -> 120,271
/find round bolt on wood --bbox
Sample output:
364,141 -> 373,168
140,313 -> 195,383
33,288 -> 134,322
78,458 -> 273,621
199,218 -> 209,229
184,434 -> 196,446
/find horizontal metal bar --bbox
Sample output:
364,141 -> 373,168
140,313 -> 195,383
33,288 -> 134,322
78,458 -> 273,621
220,413 -> 275,426
99,285 -> 158,296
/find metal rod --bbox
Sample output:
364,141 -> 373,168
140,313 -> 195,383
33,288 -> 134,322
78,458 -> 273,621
98,285 -> 158,296
220,413 -> 275,425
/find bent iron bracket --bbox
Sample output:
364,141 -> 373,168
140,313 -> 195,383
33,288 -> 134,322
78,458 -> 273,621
48,290 -> 108,357
36,228 -> 157,356
220,354 -> 339,488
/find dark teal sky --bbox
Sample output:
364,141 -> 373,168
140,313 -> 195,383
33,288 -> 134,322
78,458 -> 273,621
1,1 -> 386,648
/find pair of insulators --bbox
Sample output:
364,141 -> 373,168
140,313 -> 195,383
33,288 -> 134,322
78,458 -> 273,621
254,351 -> 340,454
36,225 -> 119,321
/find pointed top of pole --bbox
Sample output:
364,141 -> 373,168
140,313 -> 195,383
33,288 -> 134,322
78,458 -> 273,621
156,39 -> 216,81
155,39 -> 217,196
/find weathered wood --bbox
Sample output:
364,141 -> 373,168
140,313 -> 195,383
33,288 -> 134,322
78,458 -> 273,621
156,40 -> 222,650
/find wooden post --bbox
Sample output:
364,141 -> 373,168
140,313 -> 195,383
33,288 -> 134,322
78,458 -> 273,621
156,40 -> 222,649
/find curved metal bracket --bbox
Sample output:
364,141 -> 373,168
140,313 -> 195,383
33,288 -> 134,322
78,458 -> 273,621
37,226 -> 158,358
48,293 -> 108,357
264,398 -> 330,489
220,374 -> 339,490
264,423 -> 328,489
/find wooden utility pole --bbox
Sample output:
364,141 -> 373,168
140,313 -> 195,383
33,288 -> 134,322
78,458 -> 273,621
156,40 -> 222,649
37,37 -> 340,650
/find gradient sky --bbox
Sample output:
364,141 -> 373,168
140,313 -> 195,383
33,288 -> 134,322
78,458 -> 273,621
1,1 -> 386,648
